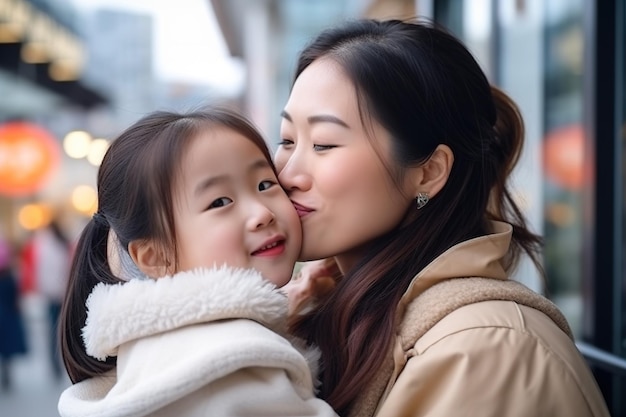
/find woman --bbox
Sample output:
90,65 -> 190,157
275,18 -> 610,417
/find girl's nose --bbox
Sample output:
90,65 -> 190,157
247,202 -> 275,230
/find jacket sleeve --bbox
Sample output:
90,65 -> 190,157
375,307 -> 609,417
153,365 -> 339,417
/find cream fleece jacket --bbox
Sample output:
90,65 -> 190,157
58,267 -> 337,417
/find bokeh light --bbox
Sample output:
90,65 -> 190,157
18,203 -> 52,230
87,138 -> 110,166
63,130 -> 92,159
71,185 -> 98,214
0,121 -> 60,197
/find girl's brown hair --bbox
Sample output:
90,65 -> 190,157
59,106 -> 273,383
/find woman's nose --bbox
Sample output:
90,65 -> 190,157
277,153 -> 312,192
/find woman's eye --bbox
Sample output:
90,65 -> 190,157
313,144 -> 337,151
259,180 -> 277,191
278,139 -> 294,147
208,197 -> 232,209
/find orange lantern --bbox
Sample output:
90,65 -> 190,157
0,121 -> 60,196
543,124 -> 586,191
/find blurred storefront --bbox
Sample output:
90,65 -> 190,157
0,0 -> 109,249
430,0 -> 626,412
212,0 -> 625,413
0,0 -> 221,251
0,0 -> 106,115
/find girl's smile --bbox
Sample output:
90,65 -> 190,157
251,236 -> 287,257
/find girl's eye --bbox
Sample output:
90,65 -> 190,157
278,139 -> 294,147
208,197 -> 232,209
259,180 -> 277,191
313,144 -> 337,151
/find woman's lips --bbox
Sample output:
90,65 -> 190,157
291,201 -> 314,218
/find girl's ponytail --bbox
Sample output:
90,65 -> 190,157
59,217 -> 119,383
58,107 -> 274,384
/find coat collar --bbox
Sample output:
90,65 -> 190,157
82,266 -> 288,361
398,221 -> 511,316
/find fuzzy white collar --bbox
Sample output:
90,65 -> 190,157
82,266 -> 289,361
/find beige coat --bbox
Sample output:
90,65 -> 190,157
350,221 -> 610,417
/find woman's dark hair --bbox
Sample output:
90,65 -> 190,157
288,19 -> 542,414
59,106 -> 273,383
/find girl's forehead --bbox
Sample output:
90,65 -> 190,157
177,129 -> 270,183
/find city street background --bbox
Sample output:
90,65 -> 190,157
0,294 -> 70,417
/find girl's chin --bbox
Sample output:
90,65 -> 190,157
263,272 -> 291,288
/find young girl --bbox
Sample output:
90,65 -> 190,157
57,107 -> 338,417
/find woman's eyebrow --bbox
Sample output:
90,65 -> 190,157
280,110 -> 292,122
281,110 -> 349,128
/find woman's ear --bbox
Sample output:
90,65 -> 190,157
128,239 -> 170,279
410,144 -> 454,198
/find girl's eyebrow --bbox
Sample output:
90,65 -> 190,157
248,158 -> 272,173
194,175 -> 227,197
281,110 -> 350,129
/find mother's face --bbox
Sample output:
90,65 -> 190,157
275,59 -> 415,273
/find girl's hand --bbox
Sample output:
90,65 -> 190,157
284,259 -> 339,314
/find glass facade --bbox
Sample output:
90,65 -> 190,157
542,0 -> 585,335
585,0 -> 625,413
432,0 -> 625,414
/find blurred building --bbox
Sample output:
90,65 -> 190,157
0,0 -> 109,245
211,0 -> 626,414
0,0 -> 107,118
151,80 -> 222,112
80,9 -> 155,130
211,0 -> 364,141
80,8 -> 229,135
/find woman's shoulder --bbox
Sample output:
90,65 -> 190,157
381,299 -> 609,417
413,299 -> 567,353
399,277 -> 573,350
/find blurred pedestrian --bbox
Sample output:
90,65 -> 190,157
31,218 -> 72,380
0,235 -> 28,392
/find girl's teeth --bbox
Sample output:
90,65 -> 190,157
260,242 -> 278,251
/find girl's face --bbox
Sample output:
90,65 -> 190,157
173,127 -> 301,287
275,59 -> 415,273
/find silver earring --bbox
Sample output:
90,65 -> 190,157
416,192 -> 429,209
